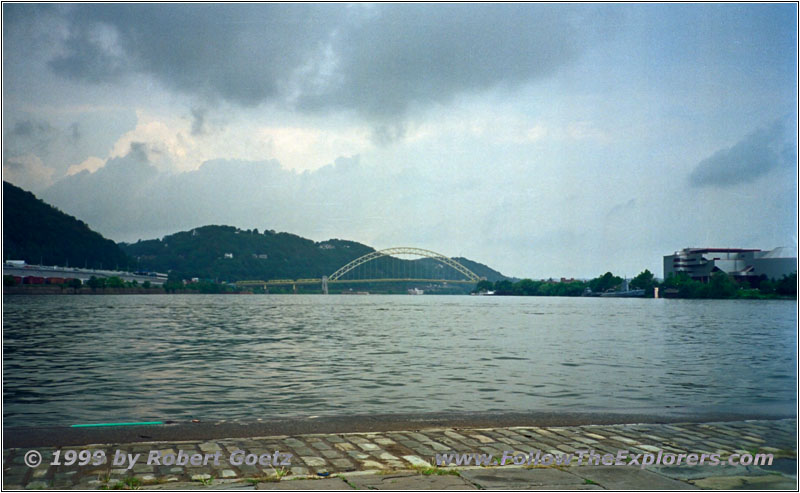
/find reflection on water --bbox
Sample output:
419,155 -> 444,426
3,295 -> 796,426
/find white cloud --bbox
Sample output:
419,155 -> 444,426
256,125 -> 372,171
109,113 -> 189,171
99,110 -> 374,174
2,155 -> 57,191
65,156 -> 106,175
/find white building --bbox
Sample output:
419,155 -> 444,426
664,247 -> 796,283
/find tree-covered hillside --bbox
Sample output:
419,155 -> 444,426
3,181 -> 132,269
122,225 -> 510,283
2,180 -> 511,284
122,226 -> 375,281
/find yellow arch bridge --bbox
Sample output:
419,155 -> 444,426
235,247 -> 483,294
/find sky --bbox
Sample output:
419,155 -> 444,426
3,3 -> 797,279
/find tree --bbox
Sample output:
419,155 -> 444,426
662,272 -> 703,298
630,269 -> 654,289
67,278 -> 82,293
708,271 -> 738,298
559,281 -> 587,297
758,279 -> 775,295
105,276 -> 125,288
163,280 -> 183,293
512,279 -> 539,296
776,273 -> 797,297
589,272 -> 622,293
474,280 -> 494,293
196,280 -> 223,293
493,279 -> 514,295
87,276 -> 105,291
630,269 -> 656,295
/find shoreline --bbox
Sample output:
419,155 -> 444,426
2,286 -> 169,295
5,409 -> 796,449
3,415 -> 796,490
3,288 -> 796,299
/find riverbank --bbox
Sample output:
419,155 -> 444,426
3,285 -> 169,295
4,415 -> 795,490
3,286 -> 251,295
5,410 -> 796,449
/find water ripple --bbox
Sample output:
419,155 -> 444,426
3,295 -> 797,426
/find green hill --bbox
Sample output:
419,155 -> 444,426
122,226 -> 374,281
3,181 -> 132,270
122,225 -> 511,283
2,181 -> 511,284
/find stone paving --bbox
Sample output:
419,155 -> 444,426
3,418 -> 795,490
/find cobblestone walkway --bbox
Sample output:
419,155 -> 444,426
4,419 -> 795,490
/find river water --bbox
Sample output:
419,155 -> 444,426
3,294 -> 796,427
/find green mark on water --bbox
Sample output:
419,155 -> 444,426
70,421 -> 163,428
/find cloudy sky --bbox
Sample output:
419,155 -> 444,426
3,3 -> 797,278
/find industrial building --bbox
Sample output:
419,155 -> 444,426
663,247 -> 796,283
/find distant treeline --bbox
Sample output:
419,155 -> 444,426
660,271 -> 796,299
3,274 -> 238,295
476,270 -> 797,299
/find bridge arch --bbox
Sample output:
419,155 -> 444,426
328,247 -> 481,282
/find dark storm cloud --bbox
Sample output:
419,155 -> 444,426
9,120 -> 54,138
4,119 -> 58,156
5,119 -> 83,150
37,3 -> 600,119
689,116 -> 796,188
48,25 -> 128,83
299,4 -> 589,118
46,4 -> 343,105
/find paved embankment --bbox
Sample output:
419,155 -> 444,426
3,418 -> 795,490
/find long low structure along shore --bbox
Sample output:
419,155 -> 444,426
3,417 -> 796,490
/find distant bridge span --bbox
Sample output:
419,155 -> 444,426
328,247 -> 481,282
236,247 -> 482,294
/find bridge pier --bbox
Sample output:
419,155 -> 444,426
322,275 -> 328,295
